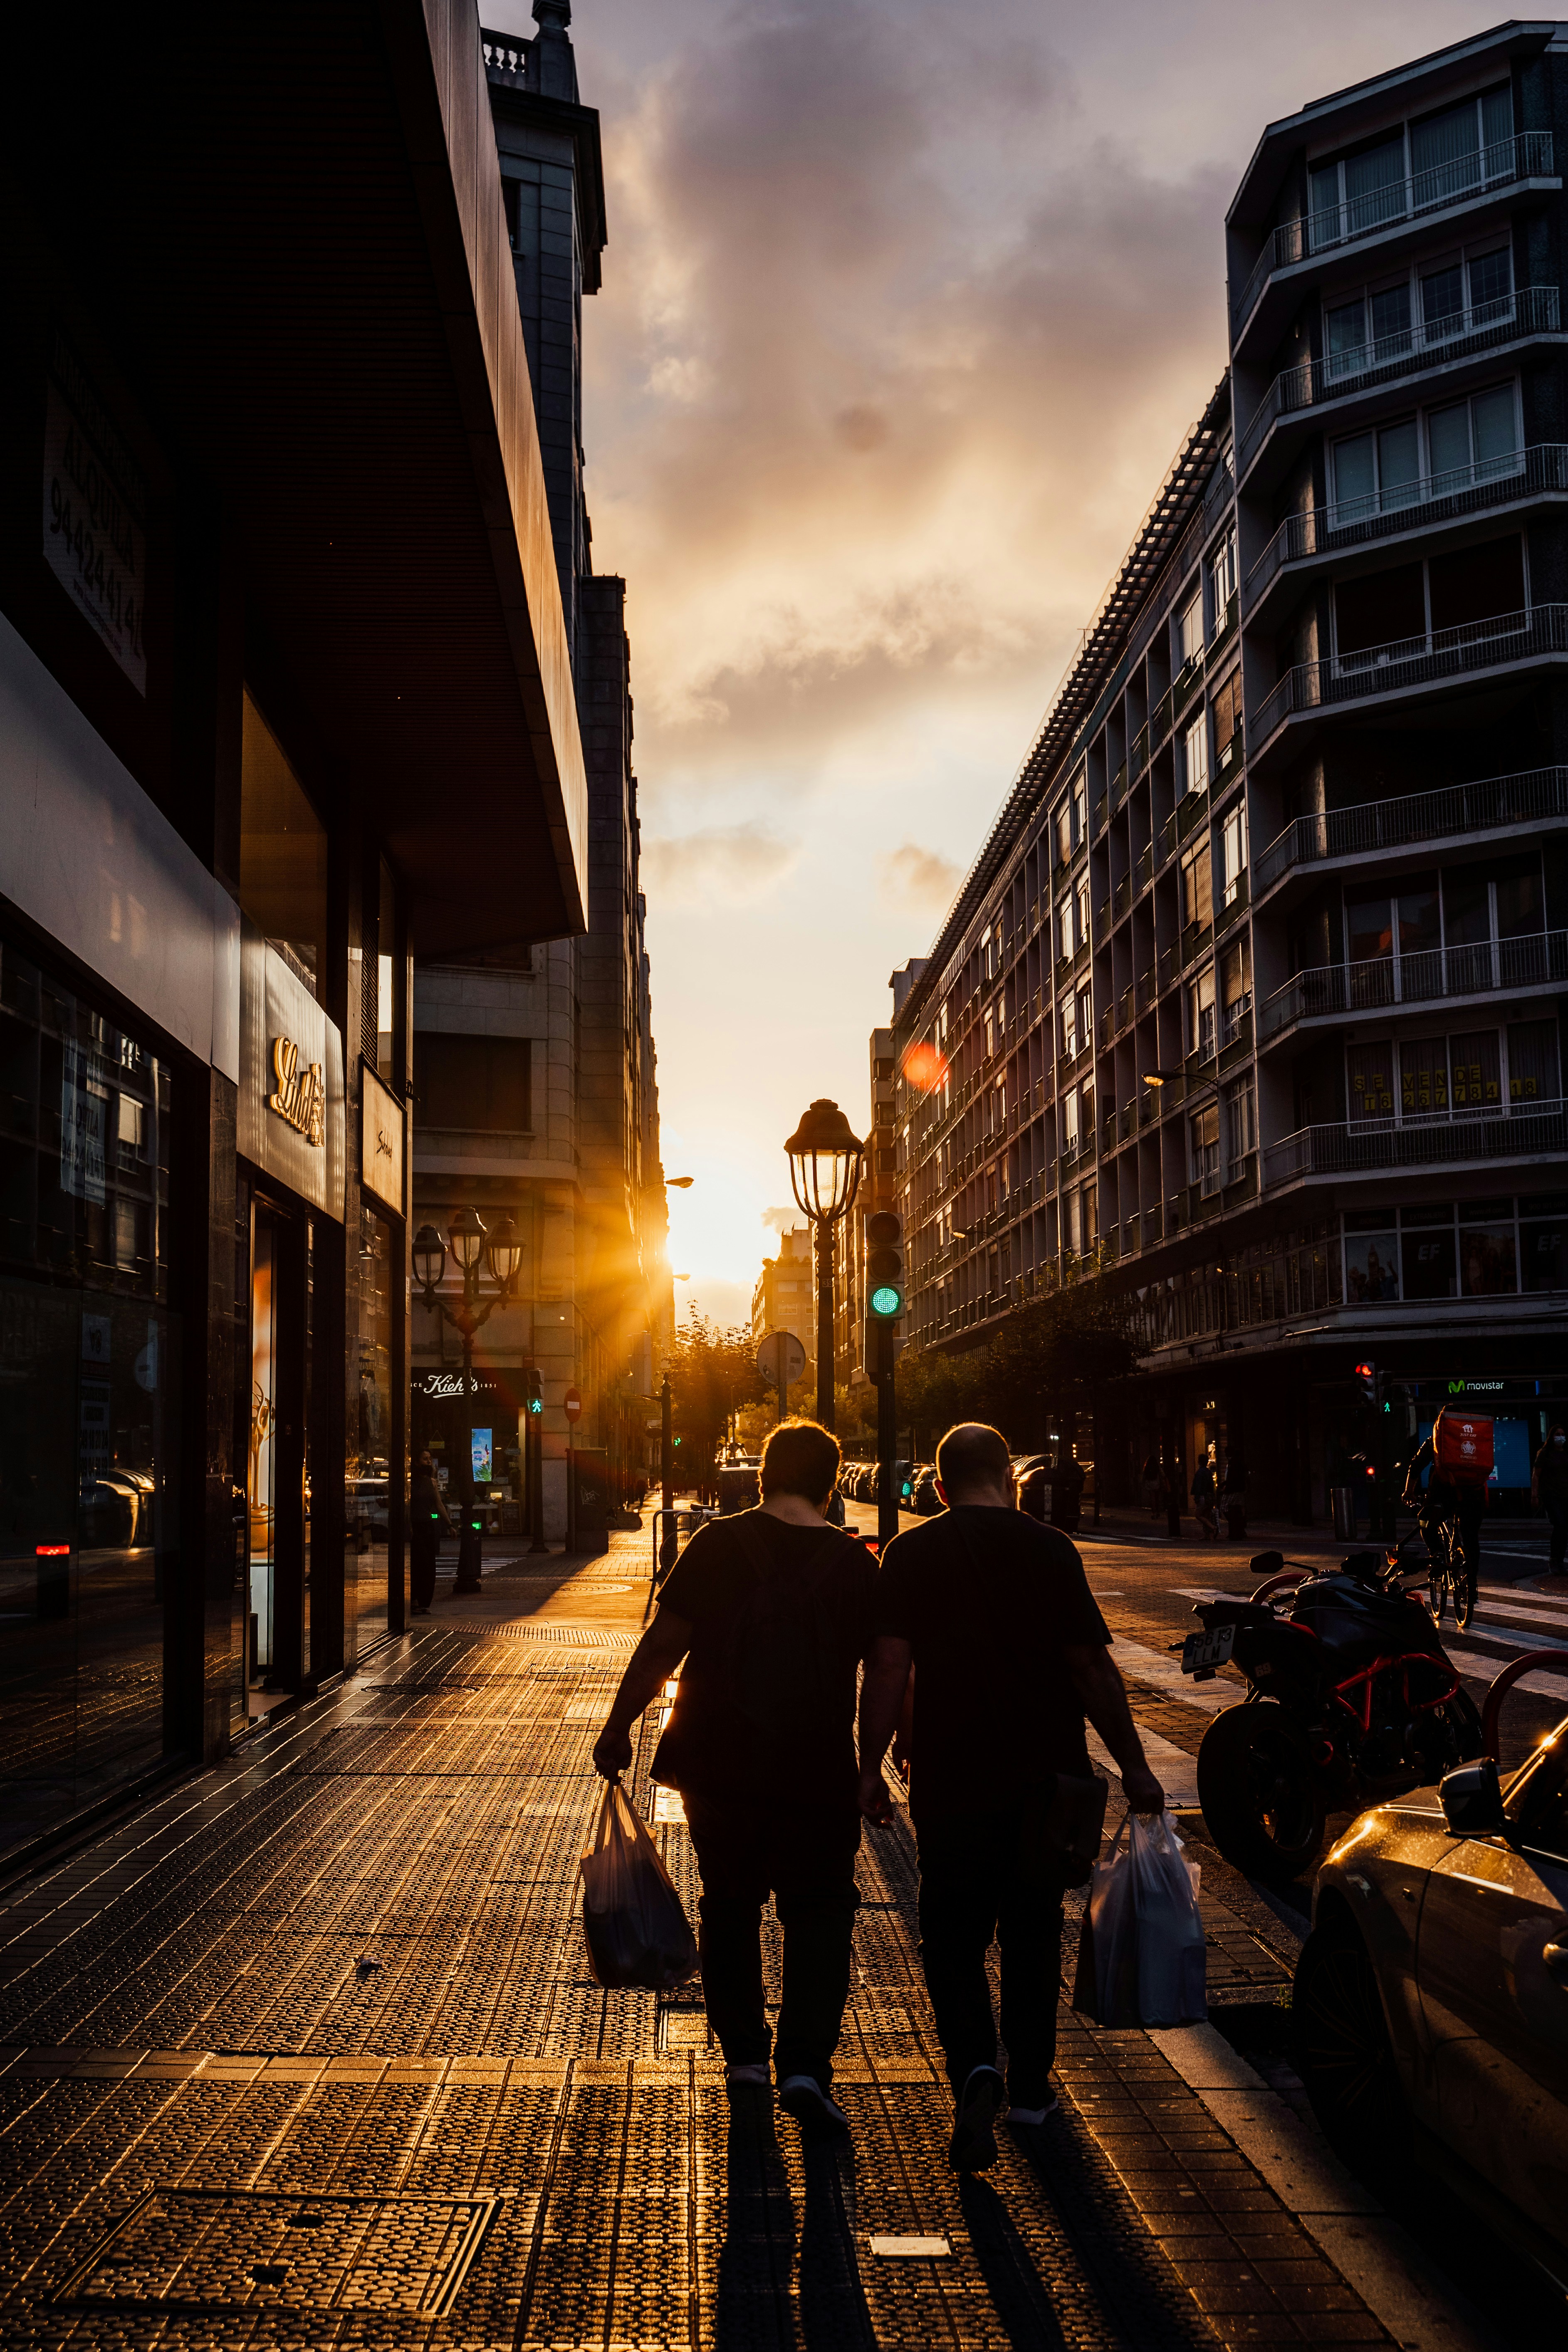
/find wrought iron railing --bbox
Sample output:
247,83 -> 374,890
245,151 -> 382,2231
1246,443 -> 1565,606
1249,604 -> 1568,752
1254,765 -> 1568,895
1239,285 -> 1560,477
1231,130 -> 1555,331
1264,1097 -> 1568,1186
1260,928 -> 1568,1041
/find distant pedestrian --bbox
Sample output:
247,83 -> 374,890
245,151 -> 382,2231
1163,1456 -> 1185,1540
409,1451 -> 452,1615
1533,1424 -> 1568,1574
1191,1453 -> 1217,1541
858,1422 -> 1162,2172
593,1420 -> 875,2131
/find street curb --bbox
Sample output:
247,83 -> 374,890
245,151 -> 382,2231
1149,2023 -> 1501,2352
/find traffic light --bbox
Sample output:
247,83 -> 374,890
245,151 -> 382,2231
866,1209 -> 905,1323
1353,1360 -> 1377,1407
525,1367 -> 543,1416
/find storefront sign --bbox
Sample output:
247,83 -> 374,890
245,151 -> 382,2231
237,920 -> 345,1220
360,1063 -> 405,1216
269,1038 -> 324,1145
42,340 -> 148,695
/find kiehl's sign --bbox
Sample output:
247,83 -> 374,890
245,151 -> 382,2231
238,921 -> 344,1219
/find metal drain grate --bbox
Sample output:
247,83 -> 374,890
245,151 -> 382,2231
55,2189 -> 503,2316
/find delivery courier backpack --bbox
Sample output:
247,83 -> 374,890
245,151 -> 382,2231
1434,1410 -> 1494,1486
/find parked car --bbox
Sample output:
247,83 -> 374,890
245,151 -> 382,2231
910,1466 -> 940,1515
1295,1725 -> 1568,2272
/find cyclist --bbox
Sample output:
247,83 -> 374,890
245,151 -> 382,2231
1402,1410 -> 1486,1624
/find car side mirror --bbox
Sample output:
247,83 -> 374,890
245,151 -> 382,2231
1439,1758 -> 1505,1838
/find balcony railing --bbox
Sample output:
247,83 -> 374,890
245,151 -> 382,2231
1231,130 -> 1556,331
1264,1096 -> 1568,1187
1238,285 -> 1560,477
1259,927 -> 1568,1041
1249,603 -> 1568,752
1246,444 -> 1567,607
1254,764 -> 1568,895
1135,843 -> 1153,893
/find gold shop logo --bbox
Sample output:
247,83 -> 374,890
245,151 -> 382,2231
268,1037 -> 324,1147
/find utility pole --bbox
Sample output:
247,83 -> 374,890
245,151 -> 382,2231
660,1373 -> 673,1513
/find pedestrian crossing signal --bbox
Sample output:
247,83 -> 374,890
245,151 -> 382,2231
526,1366 -> 543,1415
866,1212 -> 904,1321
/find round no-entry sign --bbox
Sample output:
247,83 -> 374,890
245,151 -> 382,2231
564,1386 -> 582,1422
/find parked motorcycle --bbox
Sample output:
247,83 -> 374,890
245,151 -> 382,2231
1182,1544 -> 1483,1882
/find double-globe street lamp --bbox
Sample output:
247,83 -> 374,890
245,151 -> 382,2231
411,1208 -> 524,1593
784,1099 -> 863,1432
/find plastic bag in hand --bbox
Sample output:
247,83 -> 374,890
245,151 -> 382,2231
1076,1810 -> 1206,2028
580,1779 -> 700,1991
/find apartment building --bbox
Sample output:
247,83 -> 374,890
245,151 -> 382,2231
411,10 -> 669,1535
891,21 -> 1568,1521
752,1227 -> 815,1375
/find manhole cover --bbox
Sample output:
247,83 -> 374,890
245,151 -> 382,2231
57,2190 -> 502,2316
479,1621 -> 636,1649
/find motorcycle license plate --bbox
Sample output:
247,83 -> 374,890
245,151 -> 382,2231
1182,1623 -> 1236,1675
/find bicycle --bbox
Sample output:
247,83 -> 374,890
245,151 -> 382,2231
1423,1507 -> 1476,1632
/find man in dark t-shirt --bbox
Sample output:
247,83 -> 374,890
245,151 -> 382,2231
593,1419 -> 875,2132
859,1421 -> 1162,2172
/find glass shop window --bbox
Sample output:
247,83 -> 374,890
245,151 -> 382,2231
240,692 -> 328,999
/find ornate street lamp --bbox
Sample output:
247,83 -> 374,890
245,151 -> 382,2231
784,1098 -> 863,1429
411,1208 -> 523,1591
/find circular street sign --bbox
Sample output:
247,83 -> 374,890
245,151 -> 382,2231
756,1331 -> 806,1391
564,1386 -> 583,1422
870,1284 -> 903,1318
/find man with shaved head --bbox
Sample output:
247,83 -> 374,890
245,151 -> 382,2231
858,1421 -> 1162,2171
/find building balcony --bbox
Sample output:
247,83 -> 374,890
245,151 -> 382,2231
1263,1096 -> 1568,1189
1259,927 -> 1568,1045
1237,285 -> 1560,485
1230,129 -> 1556,352
1253,765 -> 1568,903
1244,443 -> 1568,622
1247,603 -> 1568,764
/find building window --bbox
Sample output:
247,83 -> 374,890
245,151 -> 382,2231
1223,1073 -> 1256,1170
1331,383 -> 1519,519
1187,965 -> 1217,1061
413,1033 -> 532,1132
1220,935 -> 1251,1041
1212,668 -> 1242,765
1183,710 -> 1208,797
1176,592 -> 1203,669
1308,84 -> 1513,251
1333,532 -> 1526,663
1179,838 -> 1212,931
1221,803 -> 1248,905
1075,878 -> 1091,948
1057,899 -> 1073,960
1321,239 -> 1513,384
1209,532 -> 1237,624
1073,772 -> 1087,842
1190,1102 -> 1220,1192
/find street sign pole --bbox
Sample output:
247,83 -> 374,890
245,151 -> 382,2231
660,1373 -> 673,1514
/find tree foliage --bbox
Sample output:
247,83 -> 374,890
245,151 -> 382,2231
895,1268 -> 1136,1457
665,1304 -> 766,1484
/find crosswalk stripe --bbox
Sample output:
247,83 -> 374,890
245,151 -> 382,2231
1109,1636 -> 1239,1715
1088,1721 -> 1199,1805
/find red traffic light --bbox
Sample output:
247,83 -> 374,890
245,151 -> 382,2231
1353,1362 -> 1375,1380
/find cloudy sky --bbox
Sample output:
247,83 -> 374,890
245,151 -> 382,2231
495,0 -> 1486,1331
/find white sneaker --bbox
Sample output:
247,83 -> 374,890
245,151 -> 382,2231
949,2065 -> 1004,2170
778,2074 -> 849,2131
724,2062 -> 771,2090
1006,2094 -> 1061,2126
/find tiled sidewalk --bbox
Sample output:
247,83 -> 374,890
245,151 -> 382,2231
0,1538 -> 1432,2348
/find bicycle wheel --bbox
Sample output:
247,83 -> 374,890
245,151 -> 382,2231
1456,1543 -> 1478,1632
1425,1534 -> 1449,1626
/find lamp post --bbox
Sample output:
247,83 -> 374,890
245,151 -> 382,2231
784,1098 -> 863,1431
411,1208 -> 523,1593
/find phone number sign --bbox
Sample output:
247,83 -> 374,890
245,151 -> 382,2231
42,345 -> 148,695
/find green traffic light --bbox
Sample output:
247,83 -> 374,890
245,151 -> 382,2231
870,1284 -> 903,1317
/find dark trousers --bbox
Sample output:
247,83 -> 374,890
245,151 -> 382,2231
682,1794 -> 860,2088
916,1806 -> 1066,2108
411,1532 -> 438,1611
1546,1494 -> 1568,1573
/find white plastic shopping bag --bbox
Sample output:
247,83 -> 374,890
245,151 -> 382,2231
1073,1810 -> 1207,2028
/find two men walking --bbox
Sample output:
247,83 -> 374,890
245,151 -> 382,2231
593,1417 -> 1161,2165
